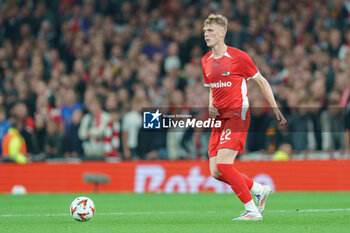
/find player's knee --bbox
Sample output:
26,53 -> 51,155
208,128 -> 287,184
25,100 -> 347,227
211,167 -> 221,179
216,163 -> 225,175
217,149 -> 238,164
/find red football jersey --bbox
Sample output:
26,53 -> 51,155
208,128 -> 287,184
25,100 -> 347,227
201,46 -> 259,120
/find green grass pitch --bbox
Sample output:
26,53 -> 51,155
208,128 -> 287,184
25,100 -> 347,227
0,193 -> 349,233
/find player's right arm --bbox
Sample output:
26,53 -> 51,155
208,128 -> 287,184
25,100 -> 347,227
209,88 -> 220,118
202,56 -> 220,119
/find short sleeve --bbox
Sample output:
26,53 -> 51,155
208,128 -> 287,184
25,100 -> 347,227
201,59 -> 210,87
240,52 -> 259,81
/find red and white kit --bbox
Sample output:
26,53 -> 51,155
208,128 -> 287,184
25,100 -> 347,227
201,46 -> 260,157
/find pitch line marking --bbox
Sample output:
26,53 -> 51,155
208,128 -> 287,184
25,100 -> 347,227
270,208 -> 350,213
1,208 -> 350,218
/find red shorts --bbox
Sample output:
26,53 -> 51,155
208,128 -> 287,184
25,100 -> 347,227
208,115 -> 250,158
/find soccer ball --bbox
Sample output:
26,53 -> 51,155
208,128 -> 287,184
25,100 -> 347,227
70,197 -> 95,221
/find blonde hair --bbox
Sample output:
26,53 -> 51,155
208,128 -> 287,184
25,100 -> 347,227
204,14 -> 228,31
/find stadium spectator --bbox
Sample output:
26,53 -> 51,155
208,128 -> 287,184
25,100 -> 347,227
321,91 -> 346,158
35,94 -> 55,122
273,143 -> 292,161
346,108 -> 350,157
164,42 -> 181,73
122,97 -> 142,160
166,90 -> 188,159
61,88 -> 83,133
328,28 -> 342,58
246,99 -> 272,153
44,120 -> 64,159
339,28 -> 350,60
32,114 -> 46,160
285,93 -> 310,157
103,108 -> 121,158
1,118 -> 28,164
274,120 -> 292,152
38,20 -> 55,47
0,107 -> 10,156
79,98 -> 110,158
12,103 -> 36,155
64,109 -> 84,158
142,30 -> 168,60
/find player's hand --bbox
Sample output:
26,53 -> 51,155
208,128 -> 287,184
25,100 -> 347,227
209,106 -> 220,118
273,108 -> 287,125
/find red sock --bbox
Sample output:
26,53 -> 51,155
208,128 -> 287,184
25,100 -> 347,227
241,174 -> 253,190
216,175 -> 229,184
217,164 -> 253,204
217,173 -> 253,190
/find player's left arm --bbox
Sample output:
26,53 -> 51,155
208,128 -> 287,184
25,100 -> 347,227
253,74 -> 287,125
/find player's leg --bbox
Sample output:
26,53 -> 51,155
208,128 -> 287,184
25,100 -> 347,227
216,148 -> 262,220
210,155 -> 255,189
209,156 -> 227,182
239,171 -> 271,213
209,156 -> 219,176
223,117 -> 271,214
211,154 -> 270,214
210,144 -> 268,210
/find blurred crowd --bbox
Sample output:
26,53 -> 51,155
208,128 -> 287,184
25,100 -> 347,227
0,0 -> 349,163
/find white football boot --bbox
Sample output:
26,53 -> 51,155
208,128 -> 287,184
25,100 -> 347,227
232,210 -> 263,221
255,185 -> 272,214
